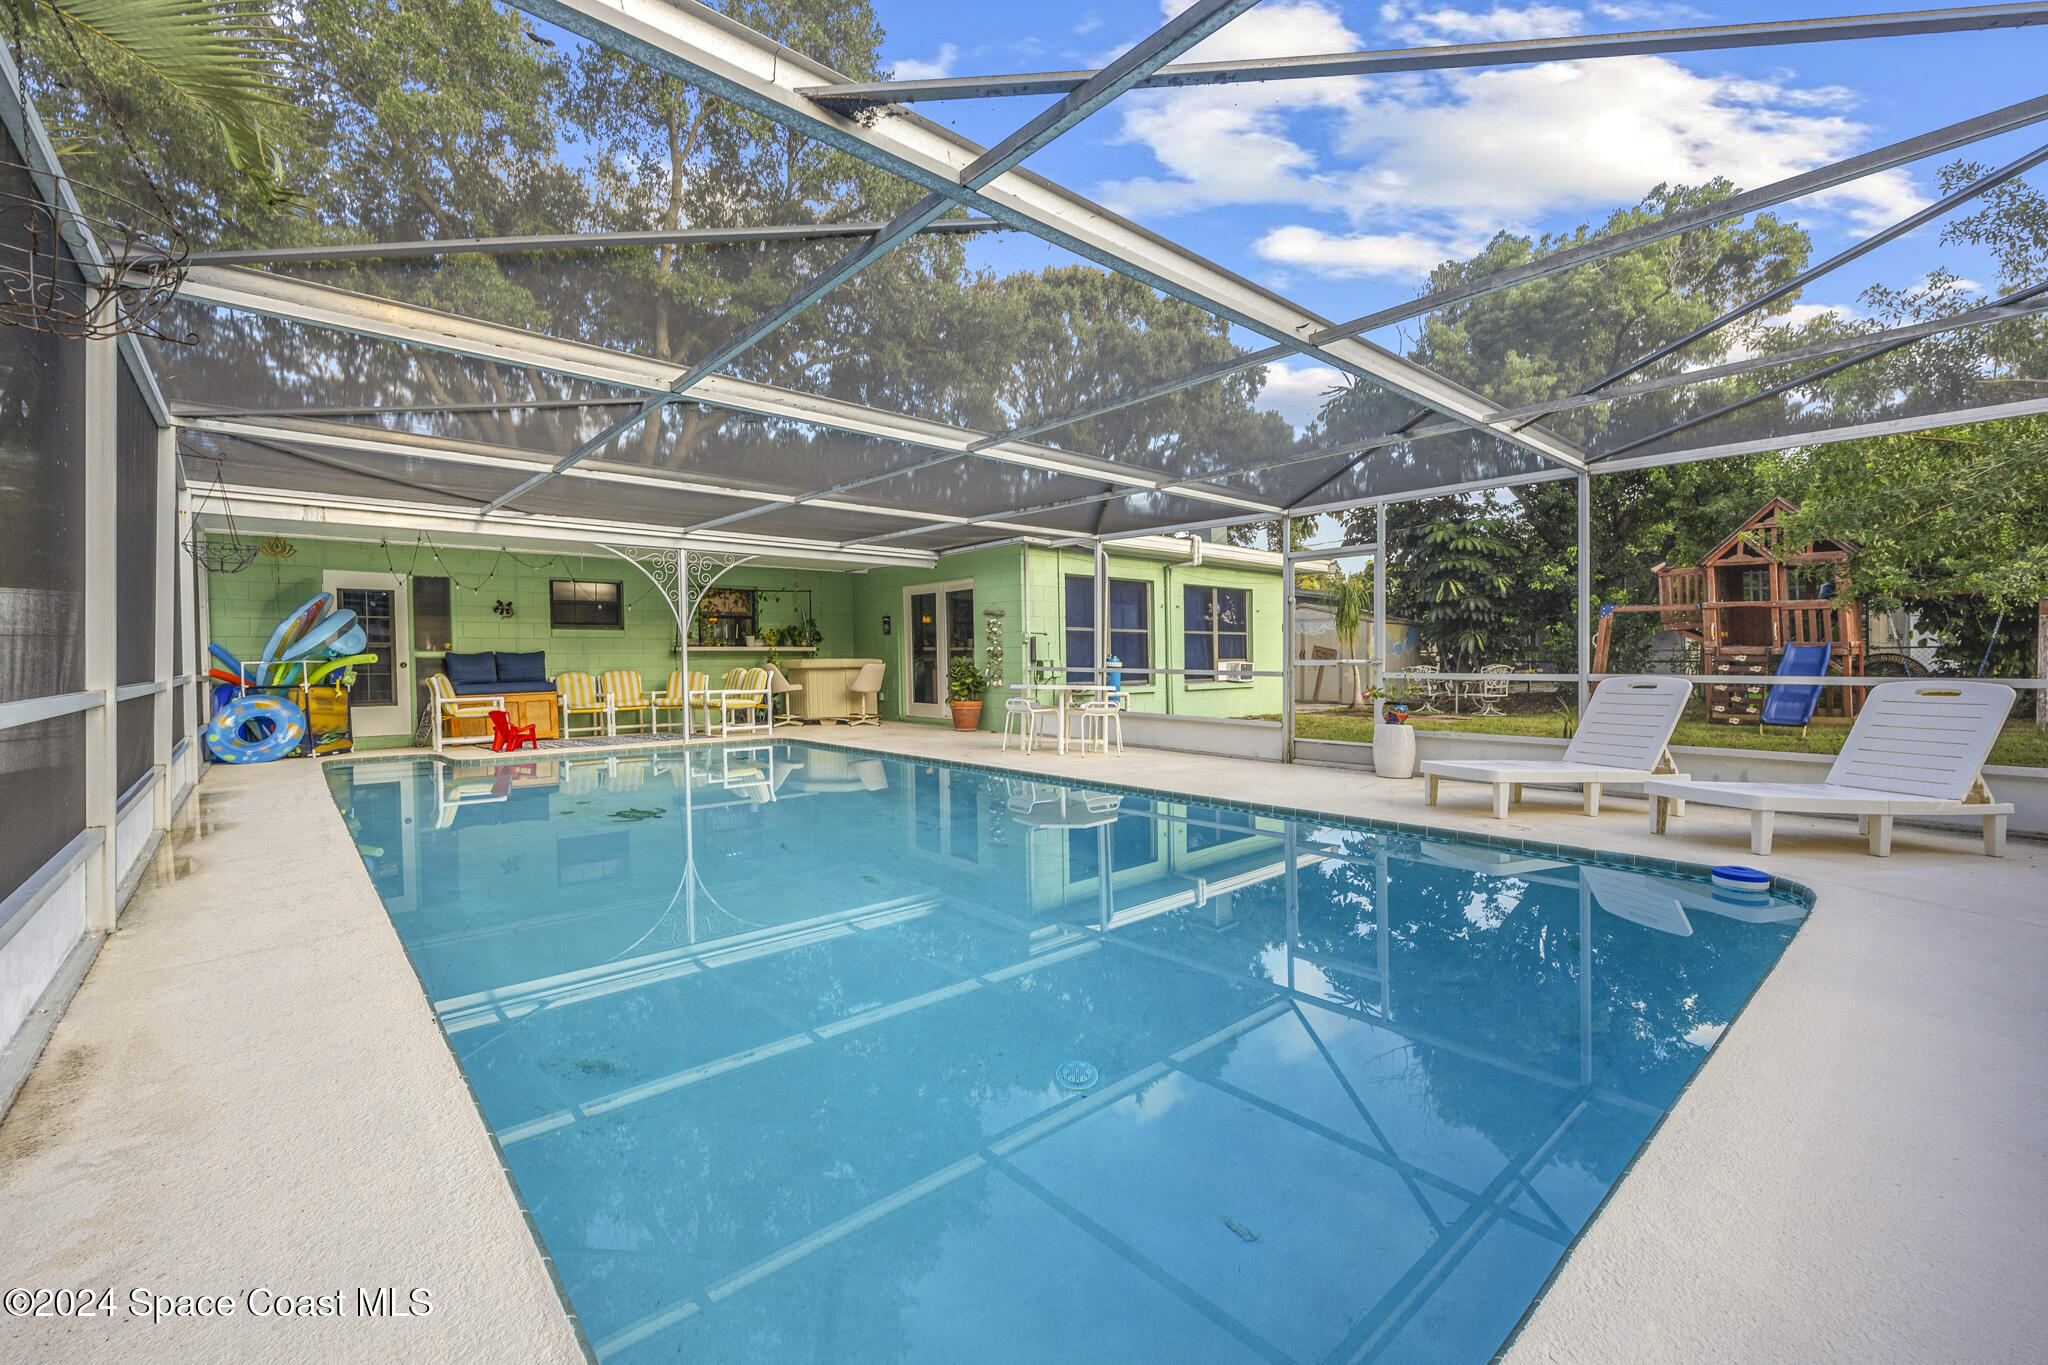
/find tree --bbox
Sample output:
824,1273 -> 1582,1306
1402,181 -> 1813,447
1389,500 -> 1517,672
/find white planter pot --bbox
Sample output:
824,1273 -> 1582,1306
1372,723 -> 1417,779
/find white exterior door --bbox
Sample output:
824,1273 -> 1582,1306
321,571 -> 411,737
901,580 -> 974,720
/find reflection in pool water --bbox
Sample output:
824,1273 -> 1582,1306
327,741 -> 1805,1364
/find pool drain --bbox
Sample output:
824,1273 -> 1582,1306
1056,1060 -> 1100,1092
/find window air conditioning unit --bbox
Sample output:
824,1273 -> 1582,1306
1217,660 -> 1254,682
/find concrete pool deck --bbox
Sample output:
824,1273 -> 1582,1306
2,725 -> 2043,1363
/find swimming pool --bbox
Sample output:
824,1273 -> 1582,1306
326,740 -> 1807,1364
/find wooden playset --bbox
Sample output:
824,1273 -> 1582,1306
1593,498 -> 1864,722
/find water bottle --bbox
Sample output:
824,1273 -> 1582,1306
1105,654 -> 1122,702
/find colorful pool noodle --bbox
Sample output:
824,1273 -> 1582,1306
306,653 -> 377,686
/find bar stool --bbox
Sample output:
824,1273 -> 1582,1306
1078,693 -> 1124,755
1003,694 -> 1056,753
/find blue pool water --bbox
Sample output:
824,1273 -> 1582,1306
326,741 -> 1807,1364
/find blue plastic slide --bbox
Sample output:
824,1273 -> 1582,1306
1760,642 -> 1832,731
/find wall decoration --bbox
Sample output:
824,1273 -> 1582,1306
493,599 -> 516,618
983,607 -> 1006,681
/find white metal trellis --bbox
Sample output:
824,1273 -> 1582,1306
600,545 -> 755,707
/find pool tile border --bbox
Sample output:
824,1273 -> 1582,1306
762,735 -> 1820,911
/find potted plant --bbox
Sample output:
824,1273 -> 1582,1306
1363,684 -> 1418,779
1362,683 -> 1409,725
946,657 -> 988,730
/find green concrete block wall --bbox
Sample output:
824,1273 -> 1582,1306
1027,546 -> 1285,719
837,543 -> 1288,728
204,537 -> 857,731
206,535 -> 1289,736
845,546 -> 1027,728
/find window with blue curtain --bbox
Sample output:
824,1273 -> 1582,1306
1066,575 -> 1151,685
1107,580 -> 1150,685
1064,575 -> 1093,684
1184,586 -> 1250,680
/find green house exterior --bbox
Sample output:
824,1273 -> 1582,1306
204,533 -> 1297,744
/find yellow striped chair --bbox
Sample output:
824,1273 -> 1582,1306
650,670 -> 691,733
601,670 -> 655,735
711,667 -> 772,737
555,671 -> 610,738
424,671 -> 501,754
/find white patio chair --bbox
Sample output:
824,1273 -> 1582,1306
1472,663 -> 1514,717
1406,664 -> 1448,715
1421,676 -> 1693,818
1645,680 -> 2016,856
1003,693 -> 1056,753
1079,692 -> 1124,755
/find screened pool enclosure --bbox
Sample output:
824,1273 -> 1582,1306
3,2 -> 2048,1064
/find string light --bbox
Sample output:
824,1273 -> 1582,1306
374,532 -> 667,610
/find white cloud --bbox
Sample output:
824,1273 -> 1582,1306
1254,225 -> 1461,278
1250,360 -> 1347,428
888,42 -> 958,82
1337,60 -> 1922,224
1101,1 -> 1368,218
1095,2 -> 1924,239
1397,5 -> 1585,42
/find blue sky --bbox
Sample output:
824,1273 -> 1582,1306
861,1 -> 2046,425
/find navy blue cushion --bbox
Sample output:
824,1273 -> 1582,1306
444,651 -> 497,685
449,678 -> 555,696
494,650 -> 547,683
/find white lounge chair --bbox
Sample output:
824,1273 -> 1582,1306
1645,680 -> 2015,857
1420,675 -> 1692,818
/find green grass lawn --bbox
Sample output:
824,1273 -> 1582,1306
1262,708 -> 2048,769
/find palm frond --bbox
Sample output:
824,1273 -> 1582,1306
11,0 -> 295,203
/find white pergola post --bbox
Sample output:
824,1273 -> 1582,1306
81,337 -> 118,932
152,423 -> 176,830
1281,516 -> 1295,763
178,482 -> 200,764
676,547 -> 691,695
1093,539 -> 1109,690
1372,505 -> 1389,702
1577,473 -> 1593,713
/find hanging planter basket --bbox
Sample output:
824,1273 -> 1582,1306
180,450 -> 260,573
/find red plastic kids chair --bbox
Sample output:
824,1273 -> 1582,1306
489,709 -> 538,752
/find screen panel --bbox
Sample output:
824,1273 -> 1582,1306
0,714 -> 85,904
0,162 -> 87,704
117,366 -> 159,686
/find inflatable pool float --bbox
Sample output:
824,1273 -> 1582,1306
283,607 -> 359,661
204,693 -> 307,763
329,621 -> 368,655
207,668 -> 242,686
262,594 -> 332,682
306,653 -> 376,686
208,643 -> 243,674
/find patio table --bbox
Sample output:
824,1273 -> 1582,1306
1009,682 -> 1118,756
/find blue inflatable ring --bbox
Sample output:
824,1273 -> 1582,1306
204,693 -> 307,764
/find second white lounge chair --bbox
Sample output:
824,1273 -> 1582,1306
1421,675 -> 1693,818
1644,680 -> 2015,857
